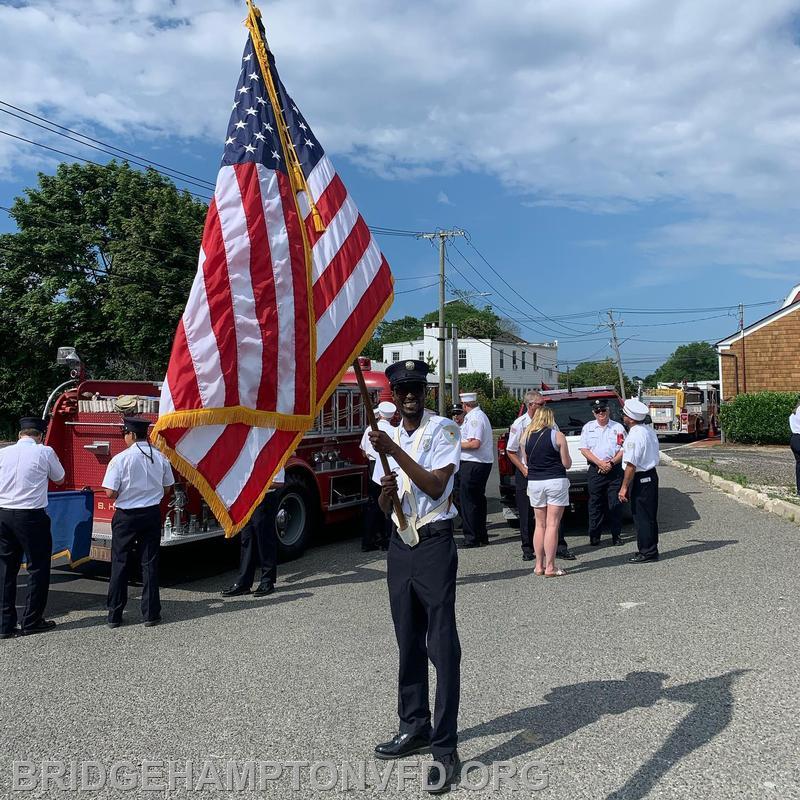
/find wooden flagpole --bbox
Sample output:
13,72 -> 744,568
351,360 -> 407,530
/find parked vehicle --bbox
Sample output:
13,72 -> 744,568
498,386 -> 624,524
43,354 -> 390,562
642,381 -> 719,439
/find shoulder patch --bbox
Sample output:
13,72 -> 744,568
441,422 -> 460,443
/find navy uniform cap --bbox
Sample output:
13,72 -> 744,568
590,398 -> 609,411
122,416 -> 151,437
385,359 -> 430,387
19,416 -> 46,433
450,403 -> 464,416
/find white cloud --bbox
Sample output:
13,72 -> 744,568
436,190 -> 453,206
2,0 -> 800,267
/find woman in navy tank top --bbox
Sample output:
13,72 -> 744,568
523,407 -> 572,577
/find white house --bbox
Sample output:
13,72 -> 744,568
381,324 -> 559,398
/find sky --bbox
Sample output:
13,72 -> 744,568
1,0 -> 800,376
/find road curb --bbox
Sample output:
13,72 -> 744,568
659,452 -> 800,525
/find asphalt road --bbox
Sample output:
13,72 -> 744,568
1,464 -> 799,799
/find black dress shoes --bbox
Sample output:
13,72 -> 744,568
253,581 -> 275,597
144,618 -> 161,627
107,620 -> 122,629
522,552 -> 535,562
0,628 -> 21,640
21,619 -> 56,636
425,752 -> 461,794
590,537 -> 601,546
557,547 -> 577,561
458,542 -> 480,550
612,536 -> 623,546
374,731 -> 431,760
221,583 -> 251,597
629,552 -> 659,563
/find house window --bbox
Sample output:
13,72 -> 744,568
391,351 -> 400,363
533,353 -> 538,370
418,350 -> 425,361
521,352 -> 526,369
499,350 -> 504,368
512,350 -> 517,368
458,348 -> 467,369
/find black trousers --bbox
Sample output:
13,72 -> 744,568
387,522 -> 461,758
362,461 -> 391,549
516,468 -> 569,553
587,463 -> 624,540
631,468 -> 659,558
0,508 -> 52,634
237,493 -> 278,588
791,434 -> 800,495
108,506 -> 162,623
459,461 -> 492,545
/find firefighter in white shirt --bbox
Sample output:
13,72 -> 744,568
618,399 -> 660,563
579,398 -> 626,546
359,401 -> 397,551
0,416 -> 65,639
369,360 -> 462,792
102,417 -> 174,628
458,392 -> 493,548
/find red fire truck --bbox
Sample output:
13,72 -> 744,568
44,356 -> 391,563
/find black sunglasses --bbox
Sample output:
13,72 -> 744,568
593,407 -> 609,413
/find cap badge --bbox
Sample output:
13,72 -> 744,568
405,360 -> 415,370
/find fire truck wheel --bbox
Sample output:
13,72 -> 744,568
273,477 -> 317,560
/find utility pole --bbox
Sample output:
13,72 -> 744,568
606,310 -> 627,401
419,229 -> 465,414
451,325 -> 459,405
738,302 -> 747,393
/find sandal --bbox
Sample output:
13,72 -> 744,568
544,569 -> 567,578
533,568 -> 545,576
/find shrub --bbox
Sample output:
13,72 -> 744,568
719,391 -> 800,444
481,394 -> 520,429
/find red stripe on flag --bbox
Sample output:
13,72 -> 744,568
165,320 -> 203,411
276,171 -> 311,415
158,426 -> 188,451
227,429 -> 298,524
235,164 -> 279,413
312,215 -> 372,318
305,173 -> 347,247
315,258 -> 393,395
196,423 -> 251,489
201,198 -> 240,407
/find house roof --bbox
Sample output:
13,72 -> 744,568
716,283 -> 800,348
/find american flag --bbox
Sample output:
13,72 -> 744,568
153,12 -> 394,534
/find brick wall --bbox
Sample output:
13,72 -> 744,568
720,305 -> 800,400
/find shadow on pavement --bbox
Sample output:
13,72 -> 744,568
460,668 -> 748,800
658,487 -> 702,533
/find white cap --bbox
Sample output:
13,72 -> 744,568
623,398 -> 648,422
460,392 -> 478,403
377,400 -> 397,419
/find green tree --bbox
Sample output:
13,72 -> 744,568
0,161 -> 207,429
651,341 -> 718,384
457,371 -> 505,397
568,358 -> 633,397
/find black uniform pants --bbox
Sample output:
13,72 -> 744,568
237,493 -> 279,588
587,463 -> 624,540
362,461 -> 391,549
791,434 -> 800,494
459,461 -> 492,545
387,522 -> 461,758
108,506 -> 162,623
516,469 -> 569,554
631,468 -> 659,558
0,508 -> 52,634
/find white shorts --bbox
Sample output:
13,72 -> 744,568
527,478 -> 570,508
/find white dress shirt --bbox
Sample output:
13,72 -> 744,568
579,419 -> 626,461
102,442 -> 175,509
460,406 -> 494,464
622,424 -> 660,472
790,406 -> 800,435
360,419 -> 395,460
0,437 -> 65,509
506,412 -> 533,454
373,413 -> 461,521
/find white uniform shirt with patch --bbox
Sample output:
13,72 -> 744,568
102,442 -> 175,509
622,424 -> 660,472
372,413 -> 461,521
460,406 -> 494,464
0,437 -> 65,509
359,419 -> 396,461
790,406 -> 800,435
506,412 -> 534,454
579,419 -> 626,461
